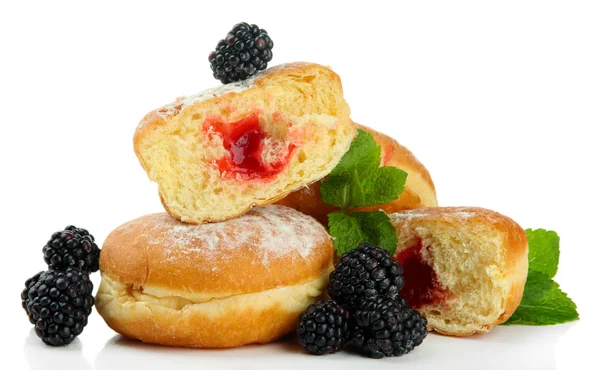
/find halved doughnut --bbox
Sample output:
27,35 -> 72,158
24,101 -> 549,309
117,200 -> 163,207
134,62 -> 355,224
390,207 -> 528,336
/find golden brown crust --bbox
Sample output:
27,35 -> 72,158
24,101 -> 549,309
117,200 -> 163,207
96,272 -> 329,348
274,182 -> 336,225
390,207 -> 528,336
100,206 -> 333,295
134,62 -> 355,224
276,124 -> 438,224
99,297 -> 299,348
361,124 -> 435,190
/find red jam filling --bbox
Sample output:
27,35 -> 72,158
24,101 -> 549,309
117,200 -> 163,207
394,242 -> 449,309
205,114 -> 295,180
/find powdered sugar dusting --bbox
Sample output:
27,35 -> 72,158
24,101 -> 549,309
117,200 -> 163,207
390,207 -> 478,221
179,77 -> 255,109
389,210 -> 432,221
154,70 -> 269,118
152,63 -> 305,118
115,205 -> 330,270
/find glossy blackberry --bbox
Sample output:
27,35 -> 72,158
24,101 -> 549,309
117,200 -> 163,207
209,22 -> 274,84
352,297 -> 428,359
21,271 -> 44,316
21,268 -> 94,346
328,243 -> 404,309
297,300 -> 351,355
42,226 -> 100,273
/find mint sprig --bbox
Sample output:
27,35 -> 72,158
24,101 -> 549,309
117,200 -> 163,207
322,129 -> 407,256
503,228 -> 579,326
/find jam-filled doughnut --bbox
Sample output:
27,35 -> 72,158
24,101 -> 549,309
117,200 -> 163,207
134,62 -> 355,224
389,207 -> 528,336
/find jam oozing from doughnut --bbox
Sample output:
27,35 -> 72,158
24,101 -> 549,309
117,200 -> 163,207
395,242 -> 449,309
207,114 -> 295,180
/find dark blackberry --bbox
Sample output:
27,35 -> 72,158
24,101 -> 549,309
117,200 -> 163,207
328,243 -> 404,309
209,22 -> 274,84
352,297 -> 428,359
42,225 -> 100,273
297,300 -> 351,355
21,271 -> 44,317
21,268 -> 94,346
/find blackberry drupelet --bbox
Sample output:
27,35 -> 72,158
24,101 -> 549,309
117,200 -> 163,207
43,225 -> 100,273
353,297 -> 428,359
328,243 -> 404,309
21,271 -> 44,318
209,22 -> 274,84
297,300 -> 351,355
21,268 -> 94,346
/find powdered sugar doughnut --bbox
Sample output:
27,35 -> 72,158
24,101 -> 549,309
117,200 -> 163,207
95,205 -> 333,348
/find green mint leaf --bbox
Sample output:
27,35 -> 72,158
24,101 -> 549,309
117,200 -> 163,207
361,167 -> 408,207
320,170 -> 365,210
328,211 -> 367,256
503,271 -> 579,325
330,129 -> 380,180
350,211 -> 398,255
328,211 -> 398,257
526,228 -> 560,278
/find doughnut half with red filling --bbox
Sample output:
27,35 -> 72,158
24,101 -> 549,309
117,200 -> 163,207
134,62 -> 355,224
390,207 -> 528,336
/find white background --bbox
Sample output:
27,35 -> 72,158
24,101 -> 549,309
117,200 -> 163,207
1,1 -> 599,369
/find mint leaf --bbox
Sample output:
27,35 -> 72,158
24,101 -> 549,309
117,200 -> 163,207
328,211 -> 366,256
320,171 -> 365,210
328,211 -> 398,256
350,211 -> 398,255
526,228 -> 560,278
503,271 -> 579,325
361,167 -> 408,207
321,130 -> 405,210
504,228 -> 579,326
330,129 -> 380,180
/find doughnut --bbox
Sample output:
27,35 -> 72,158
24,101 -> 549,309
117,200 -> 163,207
389,207 -> 528,336
134,62 -> 355,224
95,205 -> 334,347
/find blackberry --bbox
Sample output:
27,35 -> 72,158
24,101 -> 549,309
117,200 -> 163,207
328,243 -> 404,309
21,271 -> 44,317
209,22 -> 274,84
21,268 -> 94,346
42,225 -> 100,273
352,297 -> 428,359
297,300 -> 351,355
